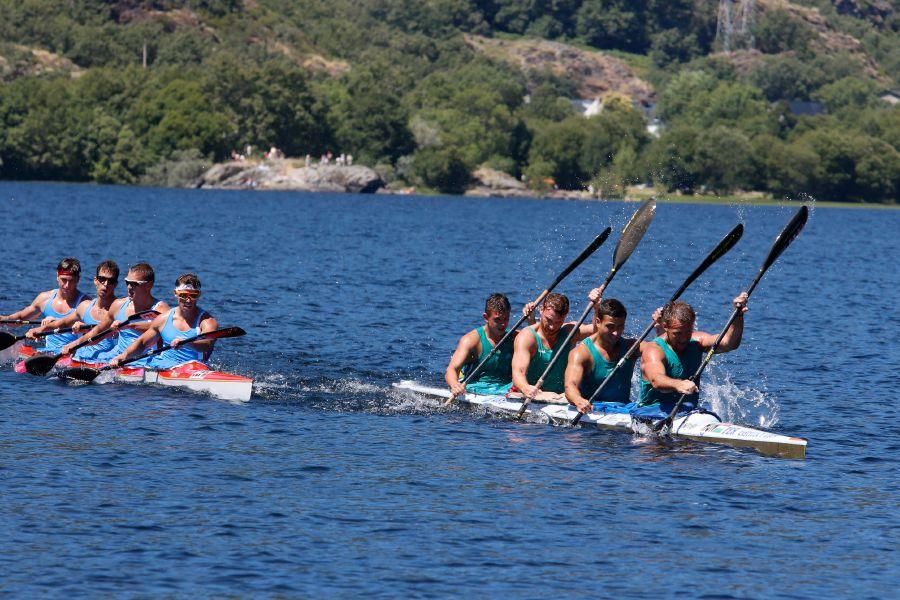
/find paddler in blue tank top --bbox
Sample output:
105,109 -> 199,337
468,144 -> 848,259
109,273 -> 218,370
1,258 -> 88,353
511,289 -> 601,399
635,295 -> 747,420
63,262 -> 169,364
28,260 -> 120,362
565,292 -> 650,415
444,293 -> 536,397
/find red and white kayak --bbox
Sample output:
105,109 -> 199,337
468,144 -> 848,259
14,344 -> 73,373
15,345 -> 252,402
69,358 -> 253,402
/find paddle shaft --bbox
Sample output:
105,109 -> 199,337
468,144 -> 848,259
517,199 -> 658,419
571,223 -> 745,426
107,327 -> 245,372
1,325 -> 82,346
446,227 -> 611,403
514,269 -> 616,419
69,309 -> 161,355
21,309 -> 162,376
657,206 -> 809,430
0,319 -> 43,325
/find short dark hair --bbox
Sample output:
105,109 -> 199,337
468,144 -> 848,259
596,298 -> 627,320
129,262 -> 155,283
176,272 -> 202,289
543,293 -> 569,314
95,260 -> 119,280
662,300 -> 695,326
57,257 -> 81,277
484,293 -> 511,314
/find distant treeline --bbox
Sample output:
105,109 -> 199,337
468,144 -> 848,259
0,0 -> 897,202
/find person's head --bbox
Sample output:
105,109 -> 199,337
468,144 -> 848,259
56,257 -> 81,291
594,298 -> 627,345
661,300 -> 696,352
124,262 -> 155,298
174,273 -> 202,308
94,260 -> 119,296
482,293 -> 511,336
540,293 -> 569,334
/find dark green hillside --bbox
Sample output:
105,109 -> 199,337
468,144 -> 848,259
0,0 -> 897,202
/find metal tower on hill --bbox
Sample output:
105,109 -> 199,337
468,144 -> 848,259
716,0 -> 756,52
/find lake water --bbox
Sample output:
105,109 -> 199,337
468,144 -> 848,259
0,182 -> 897,597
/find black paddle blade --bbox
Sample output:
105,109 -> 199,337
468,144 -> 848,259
23,353 -> 61,376
612,199 -> 656,270
0,331 -> 19,351
762,205 -> 808,273
59,367 -> 102,382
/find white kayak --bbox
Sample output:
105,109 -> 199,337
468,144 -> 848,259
392,380 -> 807,459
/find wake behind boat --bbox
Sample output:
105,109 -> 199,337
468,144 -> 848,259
393,380 -> 807,459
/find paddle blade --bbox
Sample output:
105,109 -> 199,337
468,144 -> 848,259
23,353 -> 60,376
201,326 -> 246,341
761,205 -> 808,274
0,331 -> 19,351
673,223 -> 744,300
611,199 -> 656,271
60,367 -> 101,382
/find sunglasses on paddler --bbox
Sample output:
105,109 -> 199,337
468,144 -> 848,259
174,290 -> 201,300
96,275 -> 117,285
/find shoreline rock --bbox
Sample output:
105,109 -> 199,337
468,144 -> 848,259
194,159 -> 385,194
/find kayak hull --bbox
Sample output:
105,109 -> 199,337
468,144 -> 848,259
65,358 -> 253,402
392,380 -> 807,459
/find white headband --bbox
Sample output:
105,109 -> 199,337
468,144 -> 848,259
175,283 -> 199,292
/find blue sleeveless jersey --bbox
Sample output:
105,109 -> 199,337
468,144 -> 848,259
146,309 -> 208,369
92,299 -> 163,365
73,299 -> 116,362
38,290 -> 87,352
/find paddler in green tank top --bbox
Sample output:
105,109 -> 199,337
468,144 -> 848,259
565,292 -> 652,415
637,295 -> 748,419
444,293 -> 536,397
511,289 -> 600,399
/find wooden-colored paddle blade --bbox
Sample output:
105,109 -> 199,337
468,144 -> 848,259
23,353 -> 60,376
611,199 -> 656,270
0,331 -> 19,351
60,367 -> 102,382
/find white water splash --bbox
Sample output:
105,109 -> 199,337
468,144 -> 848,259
703,369 -> 779,428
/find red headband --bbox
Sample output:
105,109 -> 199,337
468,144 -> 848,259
57,269 -> 77,277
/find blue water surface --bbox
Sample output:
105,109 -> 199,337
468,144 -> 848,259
0,183 -> 897,598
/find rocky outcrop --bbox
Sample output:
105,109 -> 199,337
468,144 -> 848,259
465,167 -> 532,198
194,159 -> 385,193
464,34 -> 656,107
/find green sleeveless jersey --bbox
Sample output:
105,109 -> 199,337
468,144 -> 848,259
581,337 -> 635,404
525,326 -> 570,393
639,336 -> 703,407
462,326 -> 513,395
